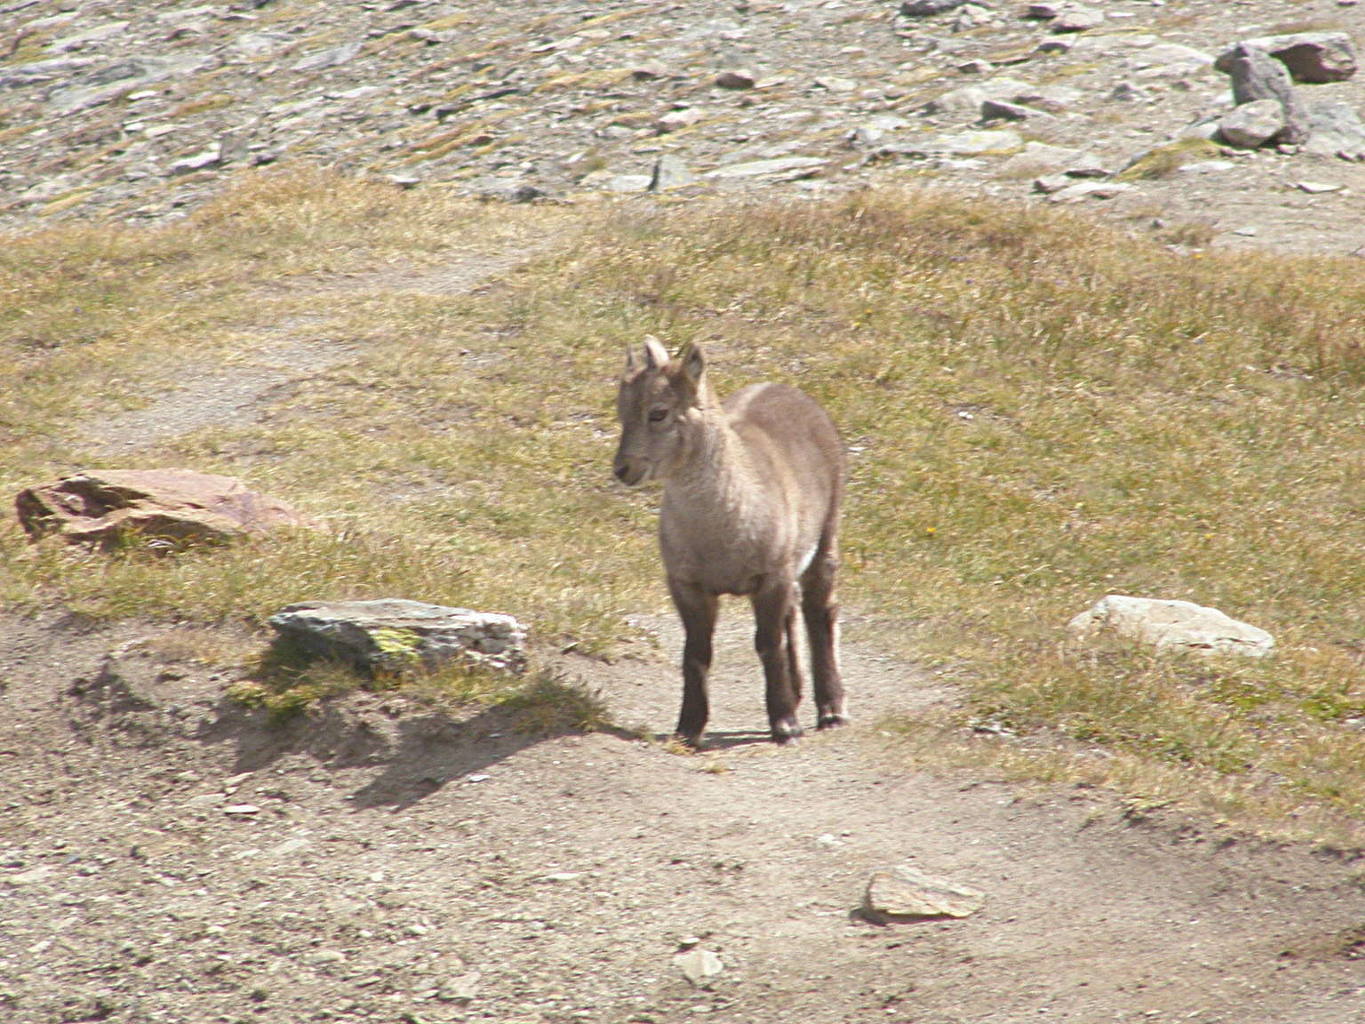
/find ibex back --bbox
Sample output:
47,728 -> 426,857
613,336 -> 847,746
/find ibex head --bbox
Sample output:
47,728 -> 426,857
613,336 -> 710,486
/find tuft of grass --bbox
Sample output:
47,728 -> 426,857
1116,137 -> 1221,181
501,671 -> 613,736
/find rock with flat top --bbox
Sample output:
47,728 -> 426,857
861,865 -> 985,923
15,469 -> 310,549
1067,595 -> 1274,657
268,599 -> 528,676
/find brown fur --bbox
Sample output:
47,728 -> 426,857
614,337 -> 847,745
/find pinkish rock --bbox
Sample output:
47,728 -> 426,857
15,469 -> 311,550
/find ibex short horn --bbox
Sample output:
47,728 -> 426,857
614,337 -> 848,746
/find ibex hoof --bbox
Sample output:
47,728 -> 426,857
673,731 -> 705,751
817,713 -> 850,730
771,721 -> 804,746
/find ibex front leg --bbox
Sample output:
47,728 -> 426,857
670,581 -> 718,747
752,580 -> 804,745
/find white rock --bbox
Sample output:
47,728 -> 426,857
708,156 -> 828,179
1067,595 -> 1275,657
1295,180 -> 1346,194
1046,181 -> 1135,202
438,971 -> 482,1003
1218,99 -> 1288,148
675,948 -> 724,987
862,864 -> 985,923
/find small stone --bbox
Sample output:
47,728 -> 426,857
862,865 -> 985,923
223,804 -> 261,816
1046,181 -> 1136,203
814,76 -> 858,93
714,70 -> 756,90
437,972 -> 481,1003
291,42 -> 363,73
656,107 -> 706,133
5,866 -> 56,887
900,0 -> 970,14
1033,173 -> 1073,194
167,146 -> 222,176
1295,181 -> 1345,194
981,99 -> 1054,123
1051,4 -> 1104,33
708,156 -> 828,179
674,948 -> 724,987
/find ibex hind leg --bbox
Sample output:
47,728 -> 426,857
670,582 -> 718,748
752,582 -> 804,745
802,537 -> 847,730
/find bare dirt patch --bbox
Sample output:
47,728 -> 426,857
2,606 -> 1363,1024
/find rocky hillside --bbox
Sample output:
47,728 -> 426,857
3,0 -> 1365,253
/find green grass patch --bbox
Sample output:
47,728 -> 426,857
2,171 -> 1361,841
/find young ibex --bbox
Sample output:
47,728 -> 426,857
613,336 -> 847,746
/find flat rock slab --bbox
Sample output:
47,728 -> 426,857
14,469 -> 310,549
862,864 -> 985,924
269,599 -> 528,676
1068,595 -> 1275,657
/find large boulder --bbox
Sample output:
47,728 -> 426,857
268,599 -> 528,677
15,469 -> 310,549
1216,43 -> 1308,145
1067,595 -> 1275,658
1218,32 -> 1358,84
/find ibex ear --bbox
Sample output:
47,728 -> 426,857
678,340 -> 706,391
642,334 -> 669,371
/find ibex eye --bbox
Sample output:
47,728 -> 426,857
648,408 -> 668,422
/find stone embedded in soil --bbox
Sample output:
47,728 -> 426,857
14,469 -> 311,550
1303,102 -> 1365,160
861,865 -> 985,924
674,948 -> 724,987
268,599 -> 528,676
1219,98 -> 1292,149
1067,595 -> 1275,657
437,972 -> 482,1003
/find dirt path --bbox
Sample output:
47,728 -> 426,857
2,603 -> 1362,1024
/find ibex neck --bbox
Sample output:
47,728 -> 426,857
663,405 -> 755,512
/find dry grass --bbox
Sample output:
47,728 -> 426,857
2,170 -> 1362,842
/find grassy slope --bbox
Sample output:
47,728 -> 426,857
1,170 -> 1361,842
